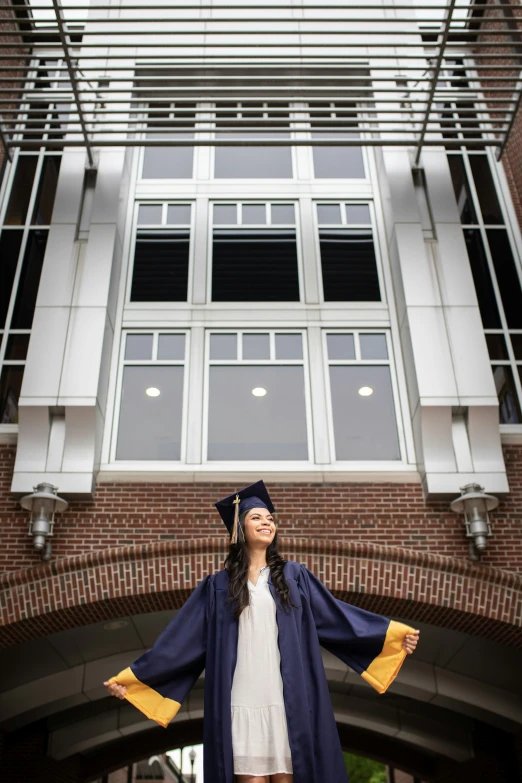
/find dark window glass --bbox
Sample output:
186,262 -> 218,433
312,133 -> 364,179
131,231 -> 189,302
511,334 -> 522,360
214,133 -> 293,178
212,229 -> 299,301
0,231 -> 24,328
485,333 -> 508,360
142,135 -> 194,179
116,365 -> 184,459
469,156 -> 503,224
493,365 -> 521,424
486,229 -> 522,329
208,365 -> 308,460
5,333 -> 30,360
447,155 -> 477,224
329,365 -> 400,460
0,365 -> 24,424
11,230 -> 48,329
319,230 -> 380,301
23,104 -> 49,141
463,229 -> 501,328
438,102 -> 459,140
4,157 -> 38,225
32,156 -> 61,225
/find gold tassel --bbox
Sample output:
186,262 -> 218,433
231,494 -> 240,544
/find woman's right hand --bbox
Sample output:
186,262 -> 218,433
103,680 -> 127,699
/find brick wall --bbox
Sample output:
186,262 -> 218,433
2,444 -> 522,574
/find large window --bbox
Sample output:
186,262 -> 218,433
211,202 -> 300,301
206,331 -> 309,460
325,331 -> 401,460
448,151 -> 522,423
130,203 -> 192,302
115,331 -> 187,460
214,103 -> 293,179
316,202 -> 380,301
310,103 -> 365,179
141,103 -> 195,179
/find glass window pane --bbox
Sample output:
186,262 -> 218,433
275,333 -> 302,360
0,230 -> 24,329
158,333 -> 185,360
468,155 -> 503,225
243,333 -> 270,360
214,133 -> 293,178
5,333 -> 30,360
4,157 -> 38,225
125,333 -> 153,360
213,204 -> 237,225
345,204 -> 371,224
511,334 -> 522,360
319,230 -> 380,302
138,205 -> 162,225
116,365 -> 184,459
131,231 -> 189,302
447,155 -> 478,224
212,230 -> 299,302
329,365 -> 400,460
360,333 -> 388,360
0,365 -> 24,424
31,156 -> 61,225
271,204 -> 295,224
486,333 -> 508,360
463,229 -> 501,329
493,365 -> 521,424
486,229 -> 522,329
208,365 -> 308,460
11,230 -> 48,329
210,333 -> 237,360
142,138 -> 194,179
312,134 -> 364,179
317,204 -> 342,224
327,334 -> 355,360
242,205 -> 266,225
167,205 -> 191,225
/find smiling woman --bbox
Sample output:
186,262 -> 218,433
105,481 -> 419,783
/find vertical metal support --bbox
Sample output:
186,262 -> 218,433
50,0 -> 95,168
414,0 -> 458,166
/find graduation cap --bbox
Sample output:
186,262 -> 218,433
215,480 -> 275,544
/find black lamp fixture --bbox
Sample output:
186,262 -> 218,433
189,747 -> 196,782
450,483 -> 499,561
20,482 -> 68,561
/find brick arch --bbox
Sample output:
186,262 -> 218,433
1,538 -> 521,647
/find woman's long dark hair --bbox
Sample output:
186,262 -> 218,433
224,515 -> 297,620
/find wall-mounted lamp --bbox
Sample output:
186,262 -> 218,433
20,482 -> 68,562
450,483 -> 499,561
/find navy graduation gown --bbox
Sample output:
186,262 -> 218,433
110,561 -> 414,783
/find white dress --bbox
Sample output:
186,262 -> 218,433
231,565 -> 294,777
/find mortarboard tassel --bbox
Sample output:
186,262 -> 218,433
231,494 -> 241,544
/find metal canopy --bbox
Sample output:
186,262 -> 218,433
1,0 -> 521,162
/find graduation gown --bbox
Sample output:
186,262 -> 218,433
109,560 -> 414,783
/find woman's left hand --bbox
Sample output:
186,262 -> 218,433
403,629 -> 420,654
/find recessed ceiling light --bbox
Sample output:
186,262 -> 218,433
103,620 -> 128,631
146,387 -> 160,397
252,387 -> 267,397
358,386 -> 374,396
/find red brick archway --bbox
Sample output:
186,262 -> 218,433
1,538 -> 521,647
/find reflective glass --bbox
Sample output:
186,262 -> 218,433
213,205 -> 237,225
463,229 -> 501,329
243,333 -> 270,360
158,334 -> 185,360
345,204 -> 371,224
468,155 -> 503,225
275,333 -> 303,360
210,333 -> 237,360
131,231 -> 189,302
493,365 -> 522,424
485,333 -> 508,360
167,205 -> 191,225
31,156 -> 61,225
271,204 -> 295,225
138,205 -> 162,225
319,230 -> 380,301
0,231 -> 24,329
317,205 -> 342,225
214,133 -> 293,178
5,333 -> 30,360
242,205 -> 266,225
11,230 -> 48,329
327,334 -> 355,360
486,229 -> 522,329
208,365 -> 308,460
0,365 -> 24,424
447,155 -> 477,224
142,136 -> 194,178
329,365 -> 400,460
5,157 -> 38,225
116,365 -> 184,459
511,334 -> 522,361
360,334 -> 388,360
125,333 -> 153,360
312,133 -> 364,179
